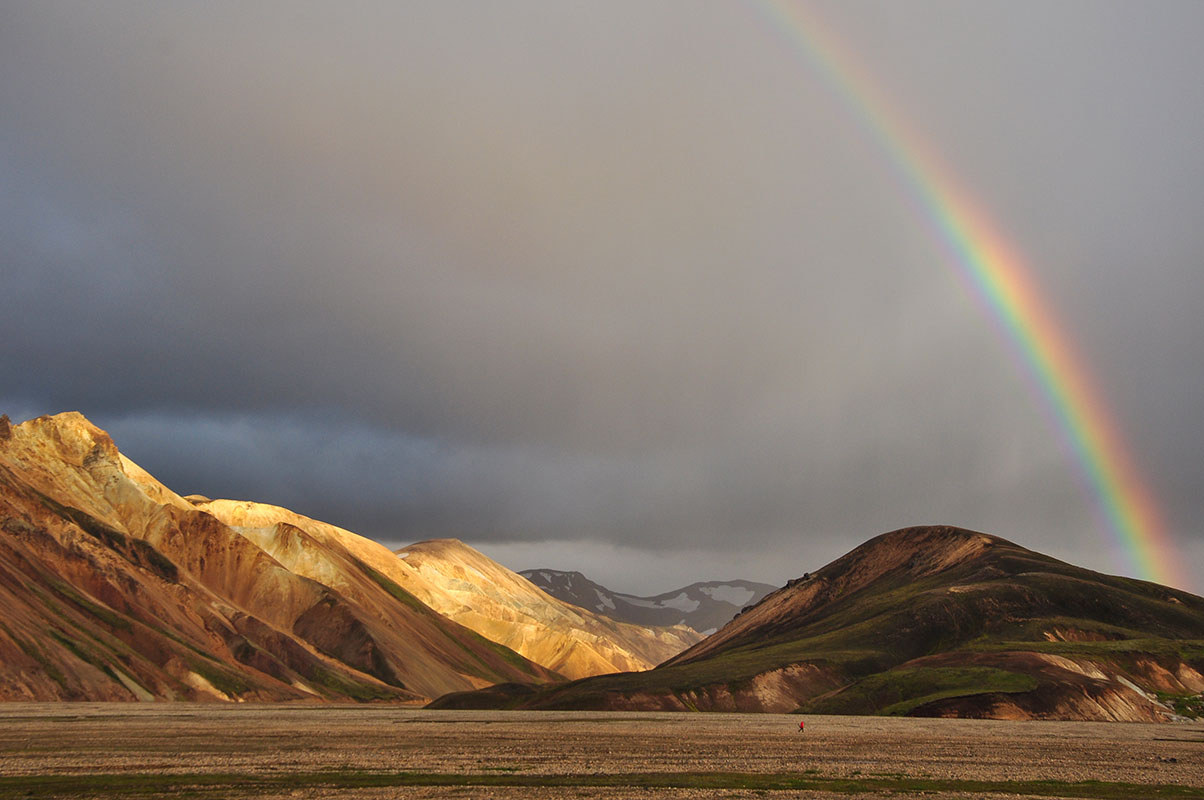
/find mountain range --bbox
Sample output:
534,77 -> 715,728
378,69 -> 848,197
3,412 -> 1202,722
435,526 -> 1204,722
0,412 -> 696,701
520,569 -> 774,635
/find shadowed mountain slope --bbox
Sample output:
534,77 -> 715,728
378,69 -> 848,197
431,526 -> 1204,721
394,539 -> 701,679
520,569 -> 775,635
0,412 -> 556,702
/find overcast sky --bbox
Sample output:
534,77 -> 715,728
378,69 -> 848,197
3,1 -> 1202,594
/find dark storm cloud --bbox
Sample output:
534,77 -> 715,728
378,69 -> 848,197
3,1 -> 1202,591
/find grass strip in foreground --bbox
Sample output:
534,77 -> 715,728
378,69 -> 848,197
1,771 -> 1199,799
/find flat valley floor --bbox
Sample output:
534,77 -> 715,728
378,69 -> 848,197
0,705 -> 1201,799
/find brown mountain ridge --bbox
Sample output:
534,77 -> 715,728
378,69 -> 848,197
432,526 -> 1204,722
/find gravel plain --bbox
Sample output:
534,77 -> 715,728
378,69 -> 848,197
0,704 -> 1200,798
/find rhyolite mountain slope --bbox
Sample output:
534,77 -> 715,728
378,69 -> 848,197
432,526 -> 1204,722
520,569 -> 775,635
395,540 -> 701,679
184,500 -> 700,680
0,412 -> 557,702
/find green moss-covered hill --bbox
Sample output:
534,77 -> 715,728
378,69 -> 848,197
430,526 -> 1204,721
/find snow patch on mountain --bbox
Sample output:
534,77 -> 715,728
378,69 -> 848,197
661,592 -> 700,612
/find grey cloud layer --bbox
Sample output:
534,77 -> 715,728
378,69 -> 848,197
3,1 -> 1202,591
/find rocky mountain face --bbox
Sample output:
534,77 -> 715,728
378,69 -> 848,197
433,526 -> 1204,722
0,412 -> 557,702
396,540 -> 701,679
520,569 -> 775,635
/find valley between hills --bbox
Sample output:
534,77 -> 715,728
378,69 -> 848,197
1,411 -> 1202,724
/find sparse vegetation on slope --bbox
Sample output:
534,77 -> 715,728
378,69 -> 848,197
801,665 -> 1039,716
434,526 -> 1204,720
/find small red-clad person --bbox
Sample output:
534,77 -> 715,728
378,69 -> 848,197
798,720 -> 805,733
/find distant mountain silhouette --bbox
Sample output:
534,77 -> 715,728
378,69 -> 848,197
521,569 -> 774,635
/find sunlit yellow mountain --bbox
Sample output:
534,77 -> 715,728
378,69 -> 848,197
395,538 -> 701,679
0,412 -> 557,702
191,503 -> 700,680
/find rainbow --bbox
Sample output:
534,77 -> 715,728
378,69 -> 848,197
757,0 -> 1188,590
